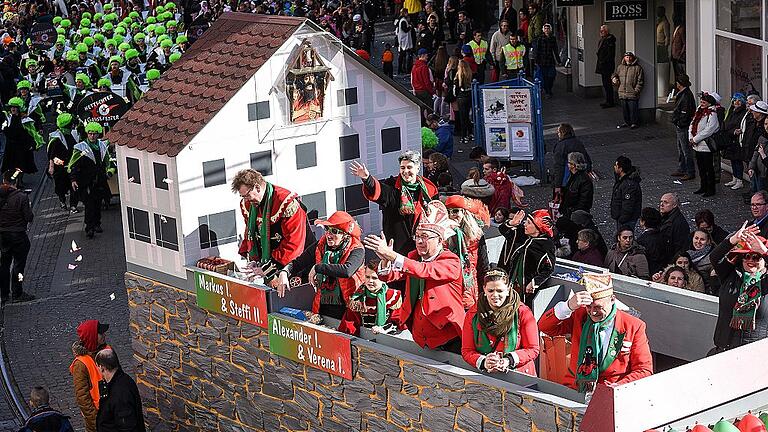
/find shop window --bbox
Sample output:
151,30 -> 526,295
126,157 -> 141,184
339,134 -> 360,161
248,101 -> 270,121
715,36 -> 762,99
295,142 -> 317,169
127,207 -> 151,243
337,87 -> 358,106
153,162 -> 169,190
381,127 -> 401,154
250,151 -> 273,176
198,210 -> 238,249
203,159 -> 226,188
301,191 -> 326,221
154,213 -> 179,251
716,0 -> 761,40
335,184 -> 369,216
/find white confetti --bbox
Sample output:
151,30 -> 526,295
673,180 -> 682,185
160,216 -> 167,223
162,178 -> 173,184
75,255 -> 82,262
17,273 -> 22,282
70,240 -> 80,253
681,201 -> 691,206
109,293 -> 116,301
128,177 -> 135,183
68,264 -> 78,270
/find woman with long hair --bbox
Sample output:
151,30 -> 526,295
445,195 -> 490,309
652,251 -> 706,293
443,56 -> 459,121
433,45 -> 449,116
461,268 -> 539,376
455,59 -> 474,143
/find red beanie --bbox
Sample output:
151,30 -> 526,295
77,320 -> 99,352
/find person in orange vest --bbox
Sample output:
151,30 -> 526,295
70,320 -> 109,432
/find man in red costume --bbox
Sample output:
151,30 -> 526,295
231,169 -> 312,282
364,200 -> 465,352
538,272 -> 653,396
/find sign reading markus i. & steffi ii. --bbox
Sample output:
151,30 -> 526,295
195,271 -> 268,328
604,0 -> 647,21
268,314 -> 352,379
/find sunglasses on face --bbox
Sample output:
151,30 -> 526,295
327,227 -> 345,235
743,253 -> 763,261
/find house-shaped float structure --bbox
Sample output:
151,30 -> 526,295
109,13 -> 424,282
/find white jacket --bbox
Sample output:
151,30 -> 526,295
688,107 -> 720,152
394,17 -> 414,51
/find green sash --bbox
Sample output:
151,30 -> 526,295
575,304 -> 619,393
247,182 -> 273,261
472,311 -> 518,355
408,276 -> 425,312
452,228 -> 476,291
351,283 -> 389,326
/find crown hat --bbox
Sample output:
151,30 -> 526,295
416,200 -> 458,240
582,272 -> 613,300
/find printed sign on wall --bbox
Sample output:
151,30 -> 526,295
506,89 -> 532,123
483,89 -> 508,124
195,271 -> 268,328
486,126 -> 510,157
268,314 -> 352,379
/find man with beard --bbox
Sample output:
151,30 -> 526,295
290,73 -> 323,123
124,49 -> 144,75
103,56 -> 141,103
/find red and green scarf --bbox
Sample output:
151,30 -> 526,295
575,304 -> 620,393
246,182 -> 274,262
399,177 -> 431,215
452,228 -> 476,291
317,242 -> 346,305
730,271 -> 763,331
351,283 -> 390,327
472,311 -> 518,355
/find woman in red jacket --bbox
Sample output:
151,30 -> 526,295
462,268 -> 540,376
445,195 -> 490,309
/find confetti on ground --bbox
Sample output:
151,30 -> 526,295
160,216 -> 167,223
17,274 -> 22,282
68,264 -> 78,270
681,201 -> 691,205
109,293 -> 116,301
70,240 -> 80,253
673,180 -> 682,184
75,255 -> 82,262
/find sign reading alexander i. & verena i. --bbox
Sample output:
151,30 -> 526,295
195,271 -> 268,328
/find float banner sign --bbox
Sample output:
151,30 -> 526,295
30,22 -> 57,50
268,314 -> 352,379
75,91 -> 131,127
195,271 -> 268,328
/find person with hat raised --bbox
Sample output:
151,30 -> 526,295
461,267 -> 540,376
364,200 -> 465,352
48,112 -> 81,212
67,121 -> 115,238
538,272 -> 653,394
711,222 -> 768,352
444,195 -> 490,309
670,73 -> 697,181
70,320 -> 110,432
498,209 -> 556,308
689,91 -> 721,197
276,211 -> 365,320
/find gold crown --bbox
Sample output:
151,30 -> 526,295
583,272 -> 613,299
485,268 -> 509,280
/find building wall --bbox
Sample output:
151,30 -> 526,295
127,272 -> 583,432
176,31 -> 421,268
117,146 -> 185,279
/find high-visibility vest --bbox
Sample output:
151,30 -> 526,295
70,355 -> 103,409
502,43 -> 526,70
468,40 -> 488,65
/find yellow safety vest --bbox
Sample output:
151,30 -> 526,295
502,43 -> 526,70
468,40 -> 488,65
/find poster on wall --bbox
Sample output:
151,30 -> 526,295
486,126 -> 509,157
286,39 -> 333,124
268,314 -> 352,379
483,89 -> 507,124
195,271 -> 268,328
506,88 -> 532,123
510,124 -> 532,154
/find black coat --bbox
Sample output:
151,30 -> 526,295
660,207 -> 691,258
671,86 -> 695,129
19,406 -> 73,432
560,170 -> 593,219
499,6 -> 517,31
609,169 -> 642,225
552,136 -> 592,187
533,35 -> 559,68
96,369 -> 146,432
595,33 -> 616,75
636,228 -> 670,276
498,223 -> 556,307
711,240 -> 768,349
1,113 -> 37,174
721,106 -> 751,161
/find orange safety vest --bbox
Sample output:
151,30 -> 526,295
70,354 -> 102,409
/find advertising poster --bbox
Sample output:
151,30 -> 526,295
483,89 -> 507,124
507,89 -> 532,123
510,124 -> 532,153
268,314 -> 352,379
195,271 -> 268,328
486,126 -> 509,157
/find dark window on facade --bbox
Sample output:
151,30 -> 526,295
301,191 -> 326,221
126,157 -> 141,184
126,207 -> 151,243
203,159 -> 226,188
198,210 -> 237,249
248,101 -> 270,121
339,134 -> 360,161
335,184 -> 369,216
295,142 -> 317,169
154,213 -> 179,251
337,87 -> 358,106
381,127 -> 401,154
250,151 -> 273,176
153,162 -> 169,190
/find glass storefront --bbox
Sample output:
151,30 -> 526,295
715,36 -> 762,96
716,0 -> 761,39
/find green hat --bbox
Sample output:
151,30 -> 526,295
105,12 -> 118,23
129,11 -> 140,20
167,20 -> 177,28
103,3 -> 114,11
109,55 -> 123,65
66,50 -> 79,62
56,35 -> 66,45
118,42 -> 131,52
122,17 -> 132,25
169,52 -> 181,63
125,48 -> 139,60
160,39 -> 172,49
131,22 -> 141,32
133,32 -> 146,41
146,16 -> 156,24
25,37 -> 31,47
83,36 -> 95,47
56,112 -> 74,129
114,26 -> 126,36
16,80 -> 31,90
7,97 -> 24,109
56,27 -> 65,35
75,42 -> 88,53
94,33 -> 105,43
146,68 -> 161,81
53,16 -> 62,25
85,122 -> 103,134
166,2 -> 177,9
75,73 -> 91,87
93,12 -> 103,21
157,34 -> 170,44
79,28 -> 90,37
154,25 -> 166,35
25,58 -> 37,68
97,77 -> 112,88
82,11 -> 92,20
175,35 -> 187,44
105,39 -> 117,48
155,5 -> 165,13
80,18 -> 91,28
102,22 -> 114,32
61,18 -> 72,28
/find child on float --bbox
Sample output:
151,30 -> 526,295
338,260 -> 403,336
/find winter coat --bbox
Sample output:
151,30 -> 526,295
604,243 -> 650,279
611,59 -> 644,100
660,206 -> 691,257
19,406 -> 74,432
595,33 -> 616,75
96,369 -> 146,432
671,86 -> 695,129
610,169 -> 642,225
750,136 -> 768,180
498,223 -> 556,307
560,170 -> 593,219
722,106 -> 750,160
1,113 -> 38,174
434,123 -> 454,158
489,30 -> 511,63
527,12 -> 544,42
411,59 -> 435,94
0,185 -> 33,232
533,34 -> 559,68
571,245 -> 604,268
395,17 -> 414,51
688,106 -> 720,153
636,228 -> 670,276
552,136 -> 592,187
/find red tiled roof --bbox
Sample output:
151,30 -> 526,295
108,13 -> 303,157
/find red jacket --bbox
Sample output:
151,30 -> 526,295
237,184 -> 307,266
461,304 -> 539,376
380,249 -> 465,349
538,305 -> 653,389
411,59 -> 435,94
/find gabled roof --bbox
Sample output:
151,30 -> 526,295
108,13 -> 302,157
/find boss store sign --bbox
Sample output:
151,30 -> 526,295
604,0 -> 648,21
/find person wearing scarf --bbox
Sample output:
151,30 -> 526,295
687,228 -> 716,292
498,209 -> 556,308
277,211 -> 364,319
338,260 -> 404,336
722,93 -> 749,190
232,169 -> 311,283
538,272 -> 653,394
445,195 -> 490,309
364,200 -> 465,352
461,268 -> 539,376
710,223 -> 768,352
688,92 -> 721,197
351,150 -> 438,256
